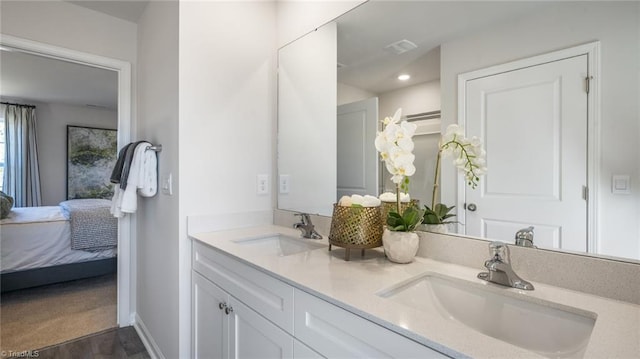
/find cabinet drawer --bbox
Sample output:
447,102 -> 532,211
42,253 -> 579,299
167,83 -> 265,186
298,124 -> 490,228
294,289 -> 448,359
193,241 -> 294,334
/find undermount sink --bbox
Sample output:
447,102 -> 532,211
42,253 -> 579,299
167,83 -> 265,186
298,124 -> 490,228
231,234 -> 326,257
378,272 -> 597,358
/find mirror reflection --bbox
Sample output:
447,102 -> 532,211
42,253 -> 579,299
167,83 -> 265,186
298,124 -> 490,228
277,1 -> 639,261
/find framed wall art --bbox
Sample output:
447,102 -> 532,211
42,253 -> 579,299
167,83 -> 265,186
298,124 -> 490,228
67,125 -> 118,199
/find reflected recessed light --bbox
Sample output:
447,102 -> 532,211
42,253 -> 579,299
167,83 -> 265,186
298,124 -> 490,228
398,74 -> 411,81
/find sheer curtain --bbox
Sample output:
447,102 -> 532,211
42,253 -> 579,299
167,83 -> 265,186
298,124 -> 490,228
2,103 -> 42,207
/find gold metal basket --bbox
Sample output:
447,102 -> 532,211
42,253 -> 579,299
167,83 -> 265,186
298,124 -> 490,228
380,199 -> 420,225
328,204 -> 383,261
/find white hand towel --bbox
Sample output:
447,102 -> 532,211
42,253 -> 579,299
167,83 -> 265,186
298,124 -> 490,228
138,146 -> 157,197
110,186 -> 124,218
120,142 -> 149,213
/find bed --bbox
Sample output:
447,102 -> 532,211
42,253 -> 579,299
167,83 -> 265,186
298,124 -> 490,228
0,199 -> 117,292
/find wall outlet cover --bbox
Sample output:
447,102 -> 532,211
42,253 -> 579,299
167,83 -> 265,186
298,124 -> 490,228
257,174 -> 269,195
279,175 -> 290,194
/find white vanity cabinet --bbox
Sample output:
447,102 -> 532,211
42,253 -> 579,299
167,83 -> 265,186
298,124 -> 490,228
294,289 -> 447,359
193,271 -> 295,359
192,240 -> 448,359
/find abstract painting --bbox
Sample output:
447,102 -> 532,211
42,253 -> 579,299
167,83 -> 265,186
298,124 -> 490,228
67,125 -> 117,199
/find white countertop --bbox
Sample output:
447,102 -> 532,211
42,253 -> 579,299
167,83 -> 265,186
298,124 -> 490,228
190,225 -> 640,359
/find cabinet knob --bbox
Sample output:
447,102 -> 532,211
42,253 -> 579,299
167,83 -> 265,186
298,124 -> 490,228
225,306 -> 234,315
218,302 -> 226,310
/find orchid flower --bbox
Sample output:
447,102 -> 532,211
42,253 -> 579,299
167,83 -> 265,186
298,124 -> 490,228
375,108 -> 418,214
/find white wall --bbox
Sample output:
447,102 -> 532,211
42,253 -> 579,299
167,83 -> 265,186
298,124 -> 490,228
33,102 -> 117,206
440,2 -> 639,259
136,1 -> 179,358
179,2 -> 277,358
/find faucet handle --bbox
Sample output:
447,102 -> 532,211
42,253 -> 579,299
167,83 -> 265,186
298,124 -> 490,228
488,241 -> 507,260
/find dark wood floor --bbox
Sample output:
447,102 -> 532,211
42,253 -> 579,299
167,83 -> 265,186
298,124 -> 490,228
34,326 -> 149,359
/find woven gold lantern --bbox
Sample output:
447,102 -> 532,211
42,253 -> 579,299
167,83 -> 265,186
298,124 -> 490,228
328,204 -> 383,261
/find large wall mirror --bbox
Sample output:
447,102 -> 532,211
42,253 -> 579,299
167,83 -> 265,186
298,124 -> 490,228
277,1 -> 640,262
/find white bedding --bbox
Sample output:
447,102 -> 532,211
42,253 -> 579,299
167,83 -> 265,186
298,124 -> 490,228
0,206 -> 116,273
1,206 -> 67,224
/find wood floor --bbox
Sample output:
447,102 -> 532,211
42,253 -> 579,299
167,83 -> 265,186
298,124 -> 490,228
35,326 -> 149,359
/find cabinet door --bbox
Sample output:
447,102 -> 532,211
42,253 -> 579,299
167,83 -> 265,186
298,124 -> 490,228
293,339 -> 325,359
228,296 -> 294,359
193,272 -> 229,359
193,242 -> 295,334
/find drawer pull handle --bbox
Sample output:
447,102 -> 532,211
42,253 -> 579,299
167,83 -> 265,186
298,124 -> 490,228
218,302 -> 227,310
225,306 -> 234,315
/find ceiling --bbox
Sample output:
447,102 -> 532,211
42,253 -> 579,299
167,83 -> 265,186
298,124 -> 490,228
0,49 -> 118,110
335,1 -> 546,94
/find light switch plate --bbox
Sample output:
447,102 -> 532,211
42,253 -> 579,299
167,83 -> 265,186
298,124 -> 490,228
161,173 -> 173,195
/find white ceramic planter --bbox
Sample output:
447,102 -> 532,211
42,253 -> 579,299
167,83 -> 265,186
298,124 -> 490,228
382,229 -> 419,264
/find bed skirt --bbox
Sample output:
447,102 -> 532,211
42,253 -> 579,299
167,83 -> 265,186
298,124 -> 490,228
1,257 -> 117,293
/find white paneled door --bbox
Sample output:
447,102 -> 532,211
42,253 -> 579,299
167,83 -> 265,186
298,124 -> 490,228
337,97 -> 379,200
463,55 -> 588,251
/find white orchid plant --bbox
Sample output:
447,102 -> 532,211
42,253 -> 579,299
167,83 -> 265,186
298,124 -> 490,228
375,108 -> 425,231
425,124 -> 487,225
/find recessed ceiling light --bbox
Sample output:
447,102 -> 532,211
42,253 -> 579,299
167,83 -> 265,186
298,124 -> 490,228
398,74 -> 411,81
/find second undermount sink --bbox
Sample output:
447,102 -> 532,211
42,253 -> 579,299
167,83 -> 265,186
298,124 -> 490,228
231,234 -> 326,257
378,272 -> 597,358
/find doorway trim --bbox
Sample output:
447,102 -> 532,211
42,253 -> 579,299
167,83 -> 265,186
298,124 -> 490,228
1,34 -> 134,325
457,41 -> 601,253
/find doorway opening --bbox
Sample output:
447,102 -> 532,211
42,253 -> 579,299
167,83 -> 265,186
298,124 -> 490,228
0,34 -> 133,351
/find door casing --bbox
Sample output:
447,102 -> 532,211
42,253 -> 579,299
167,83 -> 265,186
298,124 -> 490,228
0,33 -> 135,326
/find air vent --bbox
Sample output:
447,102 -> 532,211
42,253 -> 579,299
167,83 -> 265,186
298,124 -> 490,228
384,39 -> 418,55
406,111 -> 441,121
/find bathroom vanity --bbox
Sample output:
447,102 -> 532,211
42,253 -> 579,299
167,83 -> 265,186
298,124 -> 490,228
190,225 -> 640,358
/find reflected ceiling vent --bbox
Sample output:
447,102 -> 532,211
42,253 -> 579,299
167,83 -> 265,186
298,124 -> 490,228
384,39 -> 418,55
406,110 -> 441,121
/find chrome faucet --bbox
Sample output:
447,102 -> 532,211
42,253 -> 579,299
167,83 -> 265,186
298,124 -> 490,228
477,241 -> 534,290
293,213 -> 323,239
515,226 -> 535,247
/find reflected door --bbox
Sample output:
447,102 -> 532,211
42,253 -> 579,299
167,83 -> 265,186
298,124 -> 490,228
464,55 -> 588,251
337,98 -> 379,199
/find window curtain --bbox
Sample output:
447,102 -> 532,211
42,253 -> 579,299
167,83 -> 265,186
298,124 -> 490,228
2,104 -> 42,207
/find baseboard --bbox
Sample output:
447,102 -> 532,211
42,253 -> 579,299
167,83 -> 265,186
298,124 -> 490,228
133,313 -> 166,359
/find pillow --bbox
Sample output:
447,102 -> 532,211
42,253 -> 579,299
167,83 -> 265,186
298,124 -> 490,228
0,191 -> 14,219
